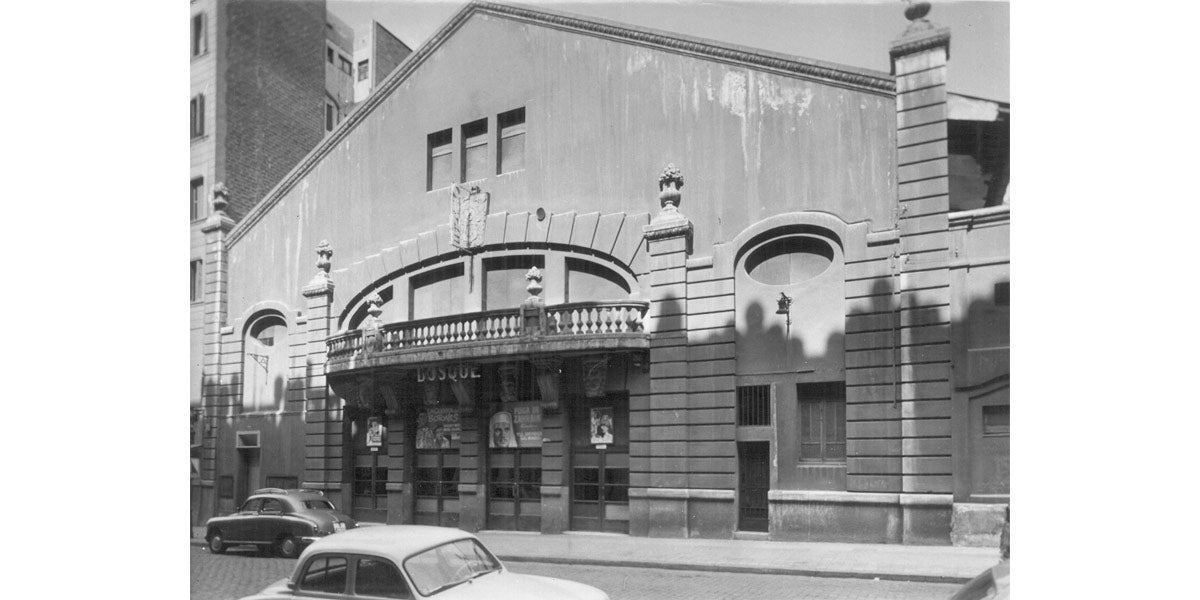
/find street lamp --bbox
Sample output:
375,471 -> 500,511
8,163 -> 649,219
776,292 -> 793,333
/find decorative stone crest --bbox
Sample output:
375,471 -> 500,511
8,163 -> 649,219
525,266 -> 543,299
450,184 -> 489,252
315,240 -> 333,277
657,164 -> 684,212
211,182 -> 230,215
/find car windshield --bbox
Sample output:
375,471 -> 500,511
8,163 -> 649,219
403,539 -> 501,596
304,500 -> 335,510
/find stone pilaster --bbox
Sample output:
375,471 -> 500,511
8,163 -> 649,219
889,1 -> 954,543
199,184 -> 236,519
302,241 -> 344,505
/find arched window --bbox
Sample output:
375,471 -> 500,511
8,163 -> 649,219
242,314 -> 289,412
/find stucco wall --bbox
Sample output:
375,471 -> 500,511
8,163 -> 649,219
225,12 -> 895,319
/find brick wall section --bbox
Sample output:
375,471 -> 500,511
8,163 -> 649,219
683,261 -> 737,492
372,22 -> 412,88
891,28 -> 954,495
842,237 -> 903,493
302,277 -> 340,488
223,0 -> 327,221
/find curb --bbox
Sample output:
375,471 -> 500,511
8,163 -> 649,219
192,538 -> 971,584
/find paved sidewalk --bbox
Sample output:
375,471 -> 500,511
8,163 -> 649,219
190,527 -> 999,584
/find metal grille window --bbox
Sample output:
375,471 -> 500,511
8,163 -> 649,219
427,129 -> 452,190
414,453 -> 459,499
798,382 -> 846,462
737,385 -> 771,426
497,107 -> 525,174
461,119 -> 488,182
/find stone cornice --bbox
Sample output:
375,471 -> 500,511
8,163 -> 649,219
889,26 -> 952,62
201,215 -> 235,235
643,219 -> 694,242
226,1 -> 894,247
302,278 -> 336,298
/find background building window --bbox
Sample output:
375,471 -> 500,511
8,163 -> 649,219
327,47 -> 334,64
427,129 -> 452,191
340,56 -> 353,75
737,385 -> 771,426
325,101 -> 336,132
497,107 -> 525,174
190,94 -> 205,139
461,119 -> 488,182
191,13 -> 207,57
798,382 -> 845,462
190,177 -> 204,221
358,60 -> 370,82
190,260 -> 203,303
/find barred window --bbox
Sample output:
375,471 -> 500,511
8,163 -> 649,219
736,385 -> 771,426
798,382 -> 845,462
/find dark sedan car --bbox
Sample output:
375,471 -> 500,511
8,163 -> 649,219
205,488 -> 357,558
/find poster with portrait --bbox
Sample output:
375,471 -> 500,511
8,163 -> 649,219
415,407 -> 460,450
366,417 -> 386,449
590,407 -> 614,446
489,402 -> 543,448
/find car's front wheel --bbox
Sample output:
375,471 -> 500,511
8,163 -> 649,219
274,534 -> 299,559
207,531 -> 226,555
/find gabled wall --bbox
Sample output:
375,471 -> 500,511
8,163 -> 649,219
225,11 -> 896,320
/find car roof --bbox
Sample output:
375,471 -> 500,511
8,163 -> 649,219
298,525 -> 480,564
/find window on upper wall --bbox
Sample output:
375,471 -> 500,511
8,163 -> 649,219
190,260 -> 203,303
461,119 -> 488,183
191,13 -> 207,57
358,59 -> 370,82
190,177 -> 204,221
190,94 -> 205,139
798,382 -> 846,463
427,129 -> 452,191
325,101 -> 336,132
737,385 -> 771,426
497,107 -> 525,175
340,56 -> 352,75
327,47 -> 334,64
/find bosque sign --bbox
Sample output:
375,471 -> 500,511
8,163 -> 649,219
416,364 -> 481,382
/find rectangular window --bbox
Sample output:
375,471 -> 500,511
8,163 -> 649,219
191,13 -> 207,57
358,59 -> 370,82
982,405 -> 1010,435
190,260 -> 203,303
325,102 -> 336,132
327,47 -> 334,64
461,119 -> 488,183
497,107 -> 525,174
427,128 -> 452,191
994,281 -> 1010,306
190,177 -> 204,221
797,382 -> 846,463
340,56 -> 352,75
190,94 -> 205,139
737,385 -> 771,426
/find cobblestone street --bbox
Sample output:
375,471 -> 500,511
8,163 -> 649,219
190,546 -> 958,600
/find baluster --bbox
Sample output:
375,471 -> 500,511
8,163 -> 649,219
603,307 -> 614,333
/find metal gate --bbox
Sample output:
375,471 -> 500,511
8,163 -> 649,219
738,442 -> 769,532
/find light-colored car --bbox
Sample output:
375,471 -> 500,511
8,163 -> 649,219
239,525 -> 609,600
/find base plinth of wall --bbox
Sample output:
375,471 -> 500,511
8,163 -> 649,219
769,491 -> 952,544
630,488 -> 735,538
950,502 -> 1007,547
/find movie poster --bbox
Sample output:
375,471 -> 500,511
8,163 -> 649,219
590,407 -> 614,445
490,402 -> 542,448
366,417 -> 386,449
415,407 -> 460,449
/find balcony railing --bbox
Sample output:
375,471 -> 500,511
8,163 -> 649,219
326,301 -> 648,362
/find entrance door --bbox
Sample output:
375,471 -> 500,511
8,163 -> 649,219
970,390 -> 1010,499
487,448 -> 541,530
414,450 -> 459,527
738,442 -> 769,532
237,448 -> 260,506
570,394 -> 629,533
349,413 -> 388,523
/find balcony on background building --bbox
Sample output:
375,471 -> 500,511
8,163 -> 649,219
326,300 -> 649,374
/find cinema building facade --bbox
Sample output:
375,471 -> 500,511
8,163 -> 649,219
195,2 -> 1009,546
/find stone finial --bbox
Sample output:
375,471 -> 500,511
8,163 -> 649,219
902,1 -> 934,35
315,240 -> 333,276
211,182 -> 230,215
525,266 -> 543,298
657,164 -> 684,212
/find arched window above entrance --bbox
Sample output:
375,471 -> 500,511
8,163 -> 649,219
242,313 -> 288,412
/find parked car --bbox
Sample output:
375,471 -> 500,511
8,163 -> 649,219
205,488 -> 356,558
948,560 -> 1010,600
238,525 -> 609,600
